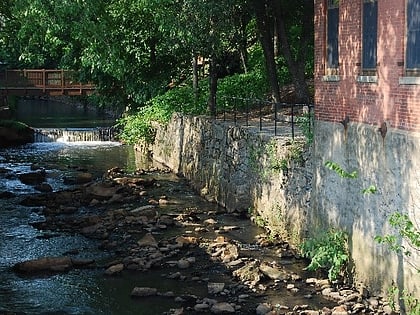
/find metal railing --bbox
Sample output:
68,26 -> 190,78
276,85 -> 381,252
217,97 -> 314,140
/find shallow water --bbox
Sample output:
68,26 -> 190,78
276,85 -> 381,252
0,141 -> 336,314
0,142 -> 177,315
0,142 -> 261,314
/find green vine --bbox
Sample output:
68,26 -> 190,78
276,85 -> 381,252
296,111 -> 314,145
375,212 -> 420,270
324,160 -> 358,179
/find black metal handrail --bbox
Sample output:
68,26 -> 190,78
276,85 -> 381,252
217,96 -> 314,140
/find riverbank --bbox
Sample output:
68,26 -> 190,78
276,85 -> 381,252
0,119 -> 34,147
6,162 -> 395,314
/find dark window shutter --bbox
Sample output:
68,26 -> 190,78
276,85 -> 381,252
407,0 -> 420,69
362,1 -> 377,69
327,6 -> 339,68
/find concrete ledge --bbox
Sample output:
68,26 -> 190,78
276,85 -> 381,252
399,76 -> 420,85
356,76 -> 378,83
322,75 -> 340,82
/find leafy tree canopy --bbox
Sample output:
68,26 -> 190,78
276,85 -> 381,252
0,0 -> 313,120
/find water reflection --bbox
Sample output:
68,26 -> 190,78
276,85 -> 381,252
15,98 -> 115,128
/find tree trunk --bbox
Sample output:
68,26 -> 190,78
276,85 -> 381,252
192,54 -> 199,100
207,57 -> 218,116
272,1 -> 312,103
252,0 -> 281,103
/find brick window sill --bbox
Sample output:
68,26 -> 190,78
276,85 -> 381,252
357,75 -> 378,83
322,75 -> 340,82
399,76 -> 420,85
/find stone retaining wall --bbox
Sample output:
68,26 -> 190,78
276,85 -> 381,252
144,113 -> 312,244
139,113 -> 420,299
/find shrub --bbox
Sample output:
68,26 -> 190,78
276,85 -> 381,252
117,69 -> 268,143
300,229 -> 349,281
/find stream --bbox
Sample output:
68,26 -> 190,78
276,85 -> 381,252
0,99 -> 344,315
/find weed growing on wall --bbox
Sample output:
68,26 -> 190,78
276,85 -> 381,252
300,229 -> 349,281
296,111 -> 314,144
386,285 -> 420,315
324,160 -> 358,179
249,137 -> 306,183
248,207 -> 267,229
265,140 -> 288,173
325,161 -> 419,313
375,212 -> 420,265
375,212 -> 420,314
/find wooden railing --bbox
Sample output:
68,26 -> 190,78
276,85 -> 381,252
0,69 -> 95,96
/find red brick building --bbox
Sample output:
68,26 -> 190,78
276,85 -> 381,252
315,0 -> 420,131
312,0 -> 420,303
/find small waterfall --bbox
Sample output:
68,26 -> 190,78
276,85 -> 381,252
34,127 -> 116,142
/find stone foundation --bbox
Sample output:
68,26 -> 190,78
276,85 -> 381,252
144,113 -> 312,244
311,120 -> 419,298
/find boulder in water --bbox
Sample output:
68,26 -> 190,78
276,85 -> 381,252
13,256 -> 94,274
18,170 -> 46,185
0,121 -> 34,148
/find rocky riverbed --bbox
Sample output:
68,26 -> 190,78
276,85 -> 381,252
6,165 -> 396,315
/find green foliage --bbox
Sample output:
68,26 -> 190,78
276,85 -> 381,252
296,111 -> 314,144
300,229 -> 349,281
217,70 -> 269,106
265,140 -> 288,173
387,285 -> 420,315
375,212 -> 420,263
362,185 -> 377,195
288,141 -> 305,164
117,64 -> 270,143
247,44 -> 266,73
375,212 -> 419,313
116,82 -> 209,143
276,55 -> 292,85
0,119 -> 29,131
115,109 -> 156,144
325,160 -> 358,179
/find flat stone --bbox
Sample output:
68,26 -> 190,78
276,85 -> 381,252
210,302 -> 235,314
177,259 -> 190,269
194,303 -> 210,311
332,305 -> 348,315
18,170 -> 46,185
104,263 -> 124,275
14,256 -> 73,273
131,287 -> 158,297
259,262 -> 288,280
208,282 -> 225,294
137,233 -> 158,247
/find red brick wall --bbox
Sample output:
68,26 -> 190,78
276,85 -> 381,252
314,0 -> 420,131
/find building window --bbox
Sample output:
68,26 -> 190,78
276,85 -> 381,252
362,0 -> 377,73
407,0 -> 420,74
327,0 -> 339,73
